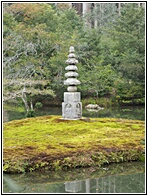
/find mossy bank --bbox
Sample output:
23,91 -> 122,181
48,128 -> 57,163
3,116 -> 145,173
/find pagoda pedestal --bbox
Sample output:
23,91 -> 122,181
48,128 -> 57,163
62,92 -> 82,119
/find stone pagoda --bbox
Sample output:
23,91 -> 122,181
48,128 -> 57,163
62,46 -> 82,119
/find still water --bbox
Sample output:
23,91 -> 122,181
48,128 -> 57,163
3,105 -> 145,122
3,162 -> 145,194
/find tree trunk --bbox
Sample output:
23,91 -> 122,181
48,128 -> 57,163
94,3 -> 98,28
30,99 -> 33,111
21,90 -> 30,112
100,3 -> 102,26
95,90 -> 99,99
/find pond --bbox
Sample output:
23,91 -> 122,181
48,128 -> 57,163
3,162 -> 145,193
3,105 -> 145,122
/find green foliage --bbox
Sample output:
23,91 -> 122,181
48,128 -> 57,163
139,155 -> 145,162
3,3 -> 58,113
90,3 -> 118,28
5,3 -> 58,30
3,3 -> 145,106
79,3 -> 145,104
3,12 -> 17,37
114,80 -> 145,104
79,64 -> 118,98
26,110 -> 35,117
77,28 -> 102,69
111,4 -> 145,79
35,102 -> 43,109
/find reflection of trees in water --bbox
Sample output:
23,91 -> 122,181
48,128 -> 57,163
65,173 -> 145,193
83,106 -> 145,120
3,104 -> 145,122
3,172 -> 145,193
65,180 -> 82,193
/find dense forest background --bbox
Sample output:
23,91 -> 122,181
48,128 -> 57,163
3,3 -> 145,115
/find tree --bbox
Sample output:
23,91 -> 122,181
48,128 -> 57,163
83,3 -> 118,28
3,78 -> 55,117
3,3 -> 145,107
79,64 -> 118,98
4,3 -> 58,30
76,28 -> 103,70
3,3 -> 84,110
109,4 -> 145,103
48,6 -> 84,97
3,30 -> 55,115
111,4 -> 145,81
3,4 -> 57,115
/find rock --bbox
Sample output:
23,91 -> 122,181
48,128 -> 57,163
85,104 -> 104,110
85,104 -> 99,109
98,106 -> 104,110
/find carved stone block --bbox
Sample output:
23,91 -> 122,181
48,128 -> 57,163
64,92 -> 81,102
62,101 -> 82,119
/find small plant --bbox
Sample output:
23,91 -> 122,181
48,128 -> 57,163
140,138 -> 145,145
35,102 -> 43,109
3,161 -> 10,172
139,154 -> 145,162
26,110 -> 35,117
52,160 -> 62,171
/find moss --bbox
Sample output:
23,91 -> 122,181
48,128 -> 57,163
3,116 -> 145,173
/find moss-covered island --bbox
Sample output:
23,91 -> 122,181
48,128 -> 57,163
3,116 -> 145,173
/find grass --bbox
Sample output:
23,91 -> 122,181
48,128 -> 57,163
3,116 -> 145,173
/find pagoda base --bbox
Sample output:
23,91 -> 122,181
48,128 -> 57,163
62,92 -> 82,120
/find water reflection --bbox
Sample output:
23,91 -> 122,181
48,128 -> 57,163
3,173 -> 145,193
65,180 -> 82,193
3,105 -> 145,122
83,106 -> 145,120
64,173 -> 145,193
3,162 -> 145,194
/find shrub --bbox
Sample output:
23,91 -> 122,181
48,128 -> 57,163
35,102 -> 43,109
26,110 -> 35,117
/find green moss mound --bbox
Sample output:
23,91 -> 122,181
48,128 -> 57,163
3,116 -> 145,173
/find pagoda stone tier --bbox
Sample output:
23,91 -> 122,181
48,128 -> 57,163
62,46 -> 82,119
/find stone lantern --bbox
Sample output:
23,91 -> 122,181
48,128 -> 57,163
62,46 -> 82,119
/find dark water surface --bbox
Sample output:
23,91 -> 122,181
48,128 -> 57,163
3,162 -> 145,194
3,105 -> 145,122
